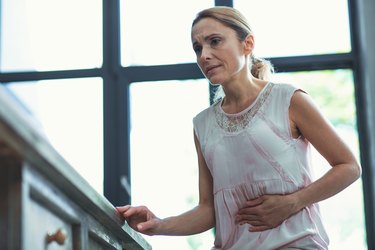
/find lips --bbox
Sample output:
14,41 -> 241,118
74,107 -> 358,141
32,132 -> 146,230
205,65 -> 220,76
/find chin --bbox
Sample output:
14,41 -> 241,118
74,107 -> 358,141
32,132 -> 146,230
207,76 -> 222,86
209,81 -> 222,86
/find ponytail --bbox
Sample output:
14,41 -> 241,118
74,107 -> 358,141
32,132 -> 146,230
251,55 -> 274,81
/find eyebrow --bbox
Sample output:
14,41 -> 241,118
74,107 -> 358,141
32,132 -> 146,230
193,33 -> 222,47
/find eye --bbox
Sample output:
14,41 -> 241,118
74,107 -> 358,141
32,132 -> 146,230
193,45 -> 202,55
210,37 -> 221,47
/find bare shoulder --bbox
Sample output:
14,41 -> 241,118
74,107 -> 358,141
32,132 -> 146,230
289,90 -> 322,123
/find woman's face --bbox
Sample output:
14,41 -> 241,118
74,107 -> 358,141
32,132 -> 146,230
191,18 -> 250,85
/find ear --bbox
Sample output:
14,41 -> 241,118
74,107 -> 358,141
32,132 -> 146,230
243,34 -> 254,55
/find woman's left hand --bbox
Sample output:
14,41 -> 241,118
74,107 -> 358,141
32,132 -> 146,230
236,194 -> 300,232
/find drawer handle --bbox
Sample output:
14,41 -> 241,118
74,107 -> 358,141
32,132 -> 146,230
46,229 -> 67,245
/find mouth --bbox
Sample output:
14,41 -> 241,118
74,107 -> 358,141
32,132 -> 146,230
205,65 -> 220,76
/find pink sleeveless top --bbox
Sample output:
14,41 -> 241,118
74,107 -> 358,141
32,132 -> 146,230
193,82 -> 329,250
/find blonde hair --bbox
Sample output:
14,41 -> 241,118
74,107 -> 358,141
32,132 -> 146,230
192,6 -> 274,81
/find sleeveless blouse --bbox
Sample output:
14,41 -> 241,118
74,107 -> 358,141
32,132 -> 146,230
193,82 -> 329,250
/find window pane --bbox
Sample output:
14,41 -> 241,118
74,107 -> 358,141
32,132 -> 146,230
120,0 -> 213,66
130,80 -> 214,250
1,0 -> 102,72
6,78 -> 104,194
234,0 -> 351,57
272,70 -> 366,250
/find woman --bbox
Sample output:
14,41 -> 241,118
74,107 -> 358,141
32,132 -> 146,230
117,6 -> 361,249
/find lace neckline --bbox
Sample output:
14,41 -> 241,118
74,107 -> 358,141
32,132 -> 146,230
214,82 -> 274,133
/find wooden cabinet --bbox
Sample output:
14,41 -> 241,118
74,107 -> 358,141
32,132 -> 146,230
0,86 -> 151,250
23,166 -> 82,250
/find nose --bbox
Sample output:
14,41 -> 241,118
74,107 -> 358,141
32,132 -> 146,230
199,46 -> 212,62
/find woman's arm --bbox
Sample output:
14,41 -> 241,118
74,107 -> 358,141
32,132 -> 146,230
117,131 -> 215,236
288,90 -> 361,209
236,90 -> 361,231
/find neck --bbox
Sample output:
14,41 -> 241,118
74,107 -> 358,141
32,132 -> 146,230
221,76 -> 268,113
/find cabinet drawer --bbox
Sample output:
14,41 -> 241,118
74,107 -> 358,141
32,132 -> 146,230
25,197 -> 74,249
88,231 -> 118,250
23,167 -> 81,250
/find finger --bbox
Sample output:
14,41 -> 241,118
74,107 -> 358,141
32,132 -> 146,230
116,205 -> 131,213
245,196 -> 264,207
235,214 -> 257,223
246,220 -> 263,226
137,220 -> 157,234
122,207 -> 145,219
238,220 -> 257,226
236,217 -> 264,226
249,225 -> 270,232
237,218 -> 265,226
237,206 -> 250,213
238,210 -> 257,219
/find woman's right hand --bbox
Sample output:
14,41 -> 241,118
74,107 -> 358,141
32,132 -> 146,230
116,205 -> 161,235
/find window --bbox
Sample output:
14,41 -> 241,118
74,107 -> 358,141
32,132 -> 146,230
6,78 -> 104,194
129,79 -> 214,249
120,0 -> 212,66
1,0 -> 103,193
234,0 -> 351,58
0,0 -> 102,72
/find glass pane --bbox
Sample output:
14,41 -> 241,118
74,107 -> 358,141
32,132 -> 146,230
6,78 -> 104,194
234,0 -> 351,57
272,70 -> 366,250
1,0 -> 102,72
120,0 -> 213,66
130,80 -> 214,250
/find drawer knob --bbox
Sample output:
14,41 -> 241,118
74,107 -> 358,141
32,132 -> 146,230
46,229 -> 67,245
